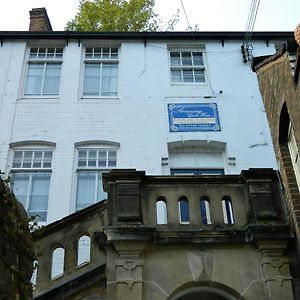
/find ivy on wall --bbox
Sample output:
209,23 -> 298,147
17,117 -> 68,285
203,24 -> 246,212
0,178 -> 34,300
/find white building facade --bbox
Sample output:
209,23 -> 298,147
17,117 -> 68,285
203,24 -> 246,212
0,31 -> 293,224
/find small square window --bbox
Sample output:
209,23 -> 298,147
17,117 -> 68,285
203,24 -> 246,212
170,50 -> 205,83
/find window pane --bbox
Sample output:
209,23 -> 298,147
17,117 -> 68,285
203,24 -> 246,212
47,48 -> 55,58
12,173 -> 30,208
14,151 -> 23,159
193,52 -> 203,66
85,48 -> 93,58
171,70 -> 182,82
194,70 -> 205,82
38,48 -> 46,58
111,48 -> 118,59
51,248 -> 64,279
183,69 -> 194,82
102,48 -> 110,59
107,160 -> 116,167
93,48 -> 102,59
79,150 -> 87,159
55,48 -> 63,59
97,172 -> 107,201
76,172 -> 96,210
88,160 -> 97,167
101,65 -> 118,96
13,151 -> 22,168
88,150 -> 97,167
43,64 -> 61,95
25,64 -> 43,95
29,173 -> 50,212
179,199 -> 190,223
98,151 -> 107,159
170,52 -> 180,66
156,200 -> 167,224
108,151 -> 116,159
84,64 -> 100,95
182,52 -> 192,65
77,236 -> 91,266
30,48 -> 38,58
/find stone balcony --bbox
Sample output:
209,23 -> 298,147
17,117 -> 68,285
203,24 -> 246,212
103,169 -> 289,244
32,169 -> 294,300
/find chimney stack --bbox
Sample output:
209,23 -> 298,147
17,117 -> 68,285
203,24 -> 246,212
29,8 -> 52,31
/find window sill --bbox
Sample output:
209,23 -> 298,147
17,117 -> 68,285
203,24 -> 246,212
80,96 -> 119,101
19,96 -> 60,101
170,82 -> 207,86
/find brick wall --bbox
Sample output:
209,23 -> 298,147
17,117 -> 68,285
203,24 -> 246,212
256,53 -> 300,238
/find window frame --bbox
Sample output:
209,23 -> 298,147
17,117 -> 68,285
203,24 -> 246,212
288,124 -> 300,189
75,145 -> 118,211
168,46 -> 207,85
23,47 -> 64,97
10,147 -> 54,222
81,46 -> 119,99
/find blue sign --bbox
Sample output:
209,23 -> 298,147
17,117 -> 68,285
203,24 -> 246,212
168,103 -> 221,132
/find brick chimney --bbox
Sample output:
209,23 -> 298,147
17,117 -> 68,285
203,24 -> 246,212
29,8 -> 52,31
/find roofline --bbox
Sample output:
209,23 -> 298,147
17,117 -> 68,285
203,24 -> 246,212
33,200 -> 107,239
0,31 -> 295,41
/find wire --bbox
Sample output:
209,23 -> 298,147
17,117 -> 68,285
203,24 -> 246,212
243,0 -> 261,62
180,0 -> 192,31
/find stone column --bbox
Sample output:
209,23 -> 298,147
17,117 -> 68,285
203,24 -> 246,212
257,240 -> 293,300
106,240 -> 147,300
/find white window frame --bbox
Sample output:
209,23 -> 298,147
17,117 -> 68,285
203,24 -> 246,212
24,47 -> 63,97
82,47 -> 119,99
288,124 -> 300,189
75,146 -> 118,211
10,147 -> 54,222
168,46 -> 207,85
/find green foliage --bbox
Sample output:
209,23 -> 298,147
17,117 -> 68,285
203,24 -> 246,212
66,0 -> 179,31
0,179 -> 34,300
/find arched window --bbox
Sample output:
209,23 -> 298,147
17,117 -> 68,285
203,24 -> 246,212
178,196 -> 190,224
10,141 -> 55,221
30,260 -> 38,288
77,235 -> 91,266
222,196 -> 234,224
200,196 -> 212,224
156,197 -> 168,224
51,247 -> 65,279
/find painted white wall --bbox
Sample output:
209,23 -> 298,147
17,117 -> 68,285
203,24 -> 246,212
0,38 -> 278,223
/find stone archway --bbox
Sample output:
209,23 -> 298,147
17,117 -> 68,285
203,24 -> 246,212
170,286 -> 240,300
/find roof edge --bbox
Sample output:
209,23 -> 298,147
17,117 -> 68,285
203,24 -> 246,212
0,31 -> 295,41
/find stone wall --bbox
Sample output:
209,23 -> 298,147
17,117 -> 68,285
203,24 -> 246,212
255,49 -> 300,298
256,52 -> 300,237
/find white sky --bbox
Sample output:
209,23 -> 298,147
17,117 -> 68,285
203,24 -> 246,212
0,0 -> 299,31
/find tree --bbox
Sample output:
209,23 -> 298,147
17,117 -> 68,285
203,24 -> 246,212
65,0 -> 179,32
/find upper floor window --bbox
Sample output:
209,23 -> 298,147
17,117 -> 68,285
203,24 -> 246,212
170,50 -> 205,83
83,47 -> 118,97
11,148 -> 53,221
25,47 -> 63,96
75,146 -> 118,211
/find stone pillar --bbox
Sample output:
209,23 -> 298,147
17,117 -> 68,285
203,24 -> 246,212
115,242 -> 145,300
241,169 -> 284,222
106,240 -> 147,300
257,240 -> 294,300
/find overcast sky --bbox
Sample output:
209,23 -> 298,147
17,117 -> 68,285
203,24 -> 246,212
0,0 -> 299,31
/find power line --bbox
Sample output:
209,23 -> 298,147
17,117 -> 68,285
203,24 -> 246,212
180,0 -> 192,31
242,0 -> 261,63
